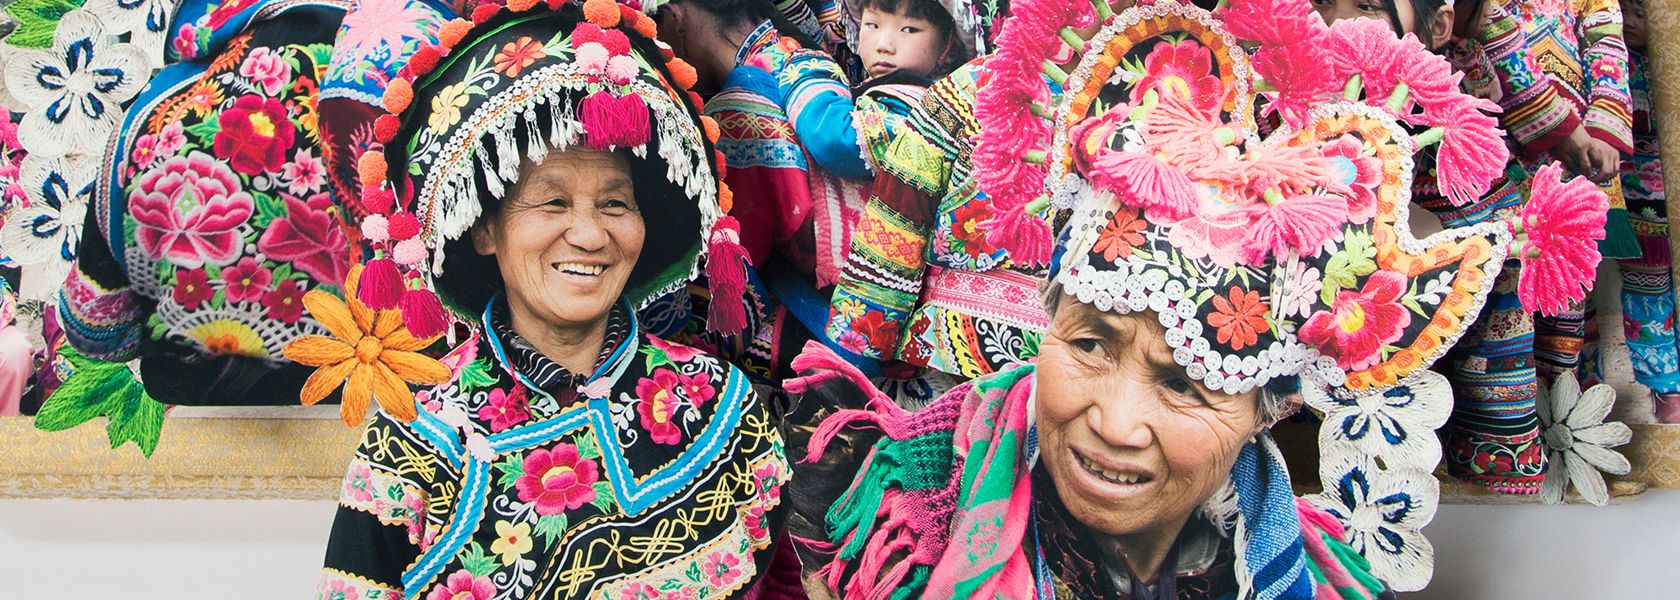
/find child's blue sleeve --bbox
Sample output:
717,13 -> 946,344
775,49 -> 873,179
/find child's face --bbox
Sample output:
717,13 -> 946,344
1312,0 -> 1407,32
859,6 -> 947,79
1622,0 -> 1647,49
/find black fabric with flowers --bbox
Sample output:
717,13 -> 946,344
488,297 -> 631,399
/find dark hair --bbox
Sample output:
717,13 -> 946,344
665,0 -> 819,49
859,0 -> 964,73
1385,0 -> 1448,47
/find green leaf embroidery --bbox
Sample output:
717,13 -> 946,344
34,347 -> 167,457
460,542 -> 497,577
4,0 -> 84,48
459,359 -> 499,392
639,343 -> 673,371
533,513 -> 569,545
589,481 -> 615,513
1321,230 -> 1378,305
184,118 -> 222,143
493,456 -> 525,489
253,191 -> 288,228
574,433 -> 602,461
272,263 -> 294,281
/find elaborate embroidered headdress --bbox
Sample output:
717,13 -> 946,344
286,0 -> 748,424
975,0 -> 1608,590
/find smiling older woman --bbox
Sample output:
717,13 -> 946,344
292,2 -> 787,599
784,1 -> 1606,598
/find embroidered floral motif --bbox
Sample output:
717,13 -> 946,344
214,95 -> 297,176
515,443 -> 600,514
129,151 -> 255,268
4,10 -> 148,158
1301,269 -> 1412,371
635,369 -> 688,445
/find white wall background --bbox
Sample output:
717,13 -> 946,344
1,491 -> 1676,598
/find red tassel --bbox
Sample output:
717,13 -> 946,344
357,258 -> 405,310
373,115 -> 401,144
985,208 -> 1052,268
579,91 -> 651,149
704,217 -> 752,335
401,288 -> 450,339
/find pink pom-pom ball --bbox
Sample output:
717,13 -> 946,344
393,238 -> 427,266
576,42 -> 610,72
361,214 -> 390,242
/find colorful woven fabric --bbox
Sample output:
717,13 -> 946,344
318,299 -> 789,598
1617,49 -> 1680,422
826,57 -> 1050,379
1501,0 -> 1640,258
64,0 -> 353,365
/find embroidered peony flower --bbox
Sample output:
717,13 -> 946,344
701,551 -> 742,588
635,369 -> 687,445
0,156 -> 93,292
265,279 -> 308,323
1134,39 -> 1225,113
345,461 -> 376,503
186,319 -> 270,357
1538,372 -> 1632,506
647,335 -> 704,363
281,148 -> 328,196
258,196 -> 352,284
837,330 -> 871,355
4,10 -> 148,159
1590,58 -> 1624,82
478,385 -> 532,433
1300,270 -> 1412,371
221,257 -> 273,304
515,443 -> 600,514
214,94 -> 296,176
1091,206 -> 1148,262
1321,136 -> 1382,224
493,36 -> 546,77
949,201 -> 998,255
1207,286 -> 1269,351
490,520 -> 533,566
425,570 -> 493,600
428,83 -> 471,132
678,372 -> 716,407
174,268 -> 214,310
128,152 -> 255,268
238,47 -> 293,97
283,271 -> 452,425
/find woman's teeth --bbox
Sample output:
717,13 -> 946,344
1078,454 -> 1151,485
555,263 -> 605,276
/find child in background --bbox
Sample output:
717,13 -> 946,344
1313,0 -> 1603,493
1613,0 -> 1680,422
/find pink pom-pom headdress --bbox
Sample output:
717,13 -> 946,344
972,0 -> 1609,591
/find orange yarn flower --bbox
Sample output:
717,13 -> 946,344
284,272 -> 450,425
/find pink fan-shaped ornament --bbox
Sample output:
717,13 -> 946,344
1421,98 -> 1507,206
1516,163 -> 1606,316
1325,18 -> 1408,101
1088,151 -> 1199,222
1238,192 -> 1348,265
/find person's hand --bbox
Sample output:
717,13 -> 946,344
1551,125 -> 1620,184
1582,138 -> 1621,184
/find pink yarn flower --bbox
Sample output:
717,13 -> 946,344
1087,151 -> 1200,222
1238,193 -> 1348,265
1420,98 -> 1508,207
1300,269 -> 1413,371
1220,0 -> 1336,127
1517,163 -> 1607,316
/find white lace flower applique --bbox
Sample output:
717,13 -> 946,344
3,10 -> 148,159
1538,372 -> 1632,506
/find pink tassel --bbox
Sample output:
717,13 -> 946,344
1422,98 -> 1508,206
400,288 -> 450,339
1144,92 -> 1239,183
580,91 -> 651,150
1517,163 -> 1607,316
356,258 -> 405,310
984,207 -> 1053,267
703,216 -> 752,335
1088,150 -> 1200,221
1242,143 -> 1331,197
1238,193 -> 1349,265
1220,0 -> 1336,127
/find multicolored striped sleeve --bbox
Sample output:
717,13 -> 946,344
319,413 -> 445,599
1579,0 -> 1635,154
58,208 -> 147,363
775,48 -> 871,179
1479,2 -> 1581,157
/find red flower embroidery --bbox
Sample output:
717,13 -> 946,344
515,443 -> 599,515
1300,270 -> 1413,371
949,201 -> 998,255
493,36 -> 546,77
1134,39 -> 1225,112
635,369 -> 687,444
479,386 -> 532,433
264,279 -> 306,323
213,94 -> 295,176
648,335 -> 704,362
850,311 -> 900,357
257,196 -> 351,284
1092,206 -> 1148,262
1206,286 -> 1268,351
678,372 -> 715,407
220,257 -> 272,303
174,268 -> 213,310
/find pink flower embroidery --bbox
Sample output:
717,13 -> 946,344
1135,39 -> 1226,113
753,463 -> 783,505
128,152 -> 254,269
338,0 -> 440,59
701,551 -> 742,588
237,46 -> 292,97
635,369 -> 687,445
618,582 -> 661,600
478,386 -> 532,433
424,569 -> 493,600
323,579 -> 359,600
280,148 -> 328,196
131,134 -> 162,170
515,444 -> 599,515
345,462 -> 375,504
213,94 -> 294,176
156,120 -> 187,156
1300,270 -> 1412,371
220,257 -> 272,303
677,372 -> 715,407
257,196 -> 351,284
1321,136 -> 1382,224
264,279 -> 306,323
647,335 -> 704,362
1165,201 -> 1248,268
174,268 -> 213,310
744,503 -> 769,542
